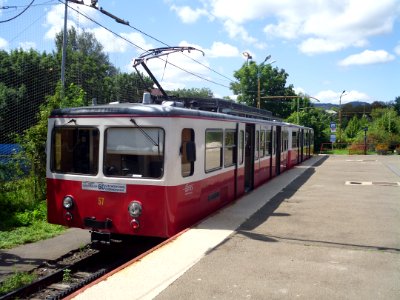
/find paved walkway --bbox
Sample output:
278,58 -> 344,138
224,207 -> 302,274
71,155 -> 400,300
0,228 -> 90,278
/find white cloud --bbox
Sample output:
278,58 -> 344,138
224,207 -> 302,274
170,0 -> 399,54
44,3 -> 98,40
18,42 -> 36,50
88,28 -> 153,53
170,5 -> 210,23
205,42 -> 239,58
294,87 -> 306,95
128,41 -> 211,91
223,19 -> 257,44
299,38 -> 348,55
315,89 -> 371,104
395,44 -> 400,56
339,50 -> 395,66
0,37 -> 8,50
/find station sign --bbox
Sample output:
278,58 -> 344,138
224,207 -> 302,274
330,122 -> 336,133
330,134 -> 336,143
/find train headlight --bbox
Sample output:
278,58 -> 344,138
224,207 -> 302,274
128,201 -> 142,218
63,196 -> 74,209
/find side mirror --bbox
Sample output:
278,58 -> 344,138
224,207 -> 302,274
185,141 -> 196,162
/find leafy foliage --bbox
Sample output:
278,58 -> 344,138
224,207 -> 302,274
230,61 -> 296,118
169,87 -> 214,98
286,107 -> 331,151
0,271 -> 37,295
55,27 -> 117,105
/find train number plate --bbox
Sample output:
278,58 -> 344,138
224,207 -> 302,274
82,181 -> 126,193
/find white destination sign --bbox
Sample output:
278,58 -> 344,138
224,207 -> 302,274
82,181 -> 126,193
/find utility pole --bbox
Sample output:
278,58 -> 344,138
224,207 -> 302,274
338,90 -> 346,143
61,0 -> 68,94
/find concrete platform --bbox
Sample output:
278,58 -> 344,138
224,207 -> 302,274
70,155 -> 400,300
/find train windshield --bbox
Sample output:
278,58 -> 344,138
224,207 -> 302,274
104,127 -> 164,178
51,127 -> 99,175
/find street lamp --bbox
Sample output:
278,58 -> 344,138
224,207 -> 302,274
242,51 -> 252,65
338,90 -> 346,143
257,55 -> 275,109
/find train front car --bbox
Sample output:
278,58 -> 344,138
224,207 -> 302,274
46,104 -> 171,243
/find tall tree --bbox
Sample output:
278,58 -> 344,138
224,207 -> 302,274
55,27 -> 117,104
286,107 -> 331,152
391,96 -> 400,115
0,49 -> 58,143
169,87 -> 214,98
230,61 -> 296,118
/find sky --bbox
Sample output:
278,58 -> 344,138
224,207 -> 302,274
1,0 -> 399,104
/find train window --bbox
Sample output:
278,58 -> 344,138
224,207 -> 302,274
205,129 -> 223,172
239,130 -> 244,165
260,130 -> 265,158
255,130 -> 259,160
181,128 -> 195,177
292,131 -> 298,148
273,130 -> 276,155
224,129 -> 237,167
51,127 -> 99,175
283,131 -> 289,151
265,130 -> 271,156
104,127 -> 164,178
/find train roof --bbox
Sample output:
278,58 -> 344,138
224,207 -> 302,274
50,102 -> 274,123
50,99 -> 312,130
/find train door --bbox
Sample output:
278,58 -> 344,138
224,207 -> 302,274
297,129 -> 301,164
300,129 -> 304,162
244,124 -> 255,192
235,123 -> 246,197
276,126 -> 282,175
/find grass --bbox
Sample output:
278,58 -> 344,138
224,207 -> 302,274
0,175 -> 66,249
0,221 -> 65,249
0,271 -> 37,295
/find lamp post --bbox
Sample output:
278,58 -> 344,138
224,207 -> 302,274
257,55 -> 275,109
338,90 -> 346,143
242,51 -> 252,65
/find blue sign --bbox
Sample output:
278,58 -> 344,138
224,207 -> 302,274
330,122 -> 336,133
330,134 -> 336,143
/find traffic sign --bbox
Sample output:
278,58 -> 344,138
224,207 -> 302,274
330,134 -> 336,143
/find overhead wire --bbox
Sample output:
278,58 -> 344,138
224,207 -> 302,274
58,0 -> 233,89
0,0 -> 35,23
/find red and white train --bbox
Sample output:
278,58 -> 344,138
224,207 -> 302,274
46,95 -> 313,242
46,46 -> 313,243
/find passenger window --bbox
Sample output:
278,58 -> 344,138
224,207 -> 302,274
182,128 -> 195,177
239,130 -> 244,165
224,129 -> 237,167
265,130 -> 271,156
205,129 -> 223,172
104,127 -> 164,178
51,127 -> 99,175
260,130 -> 265,158
255,130 -> 259,160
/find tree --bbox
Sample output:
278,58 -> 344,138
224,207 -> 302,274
0,49 -> 58,143
366,107 -> 400,150
104,72 -> 153,103
230,61 -> 296,118
390,96 -> 400,115
169,87 -> 214,98
55,27 -> 117,104
16,83 -> 85,200
286,107 -> 331,152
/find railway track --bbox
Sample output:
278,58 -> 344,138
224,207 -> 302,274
0,236 -> 164,300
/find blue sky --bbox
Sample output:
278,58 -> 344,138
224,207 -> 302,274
1,0 -> 399,104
